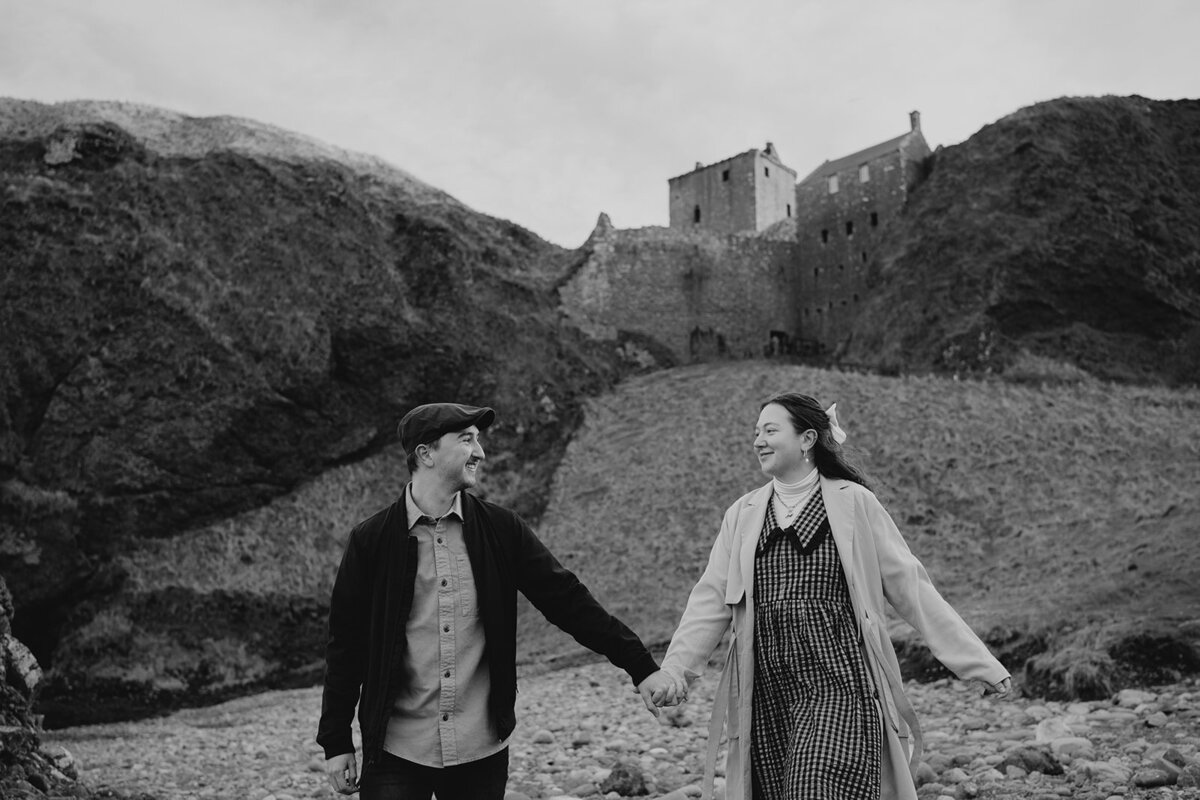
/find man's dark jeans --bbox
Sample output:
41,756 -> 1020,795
359,748 -> 509,800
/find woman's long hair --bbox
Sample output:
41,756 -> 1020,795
761,392 -> 870,489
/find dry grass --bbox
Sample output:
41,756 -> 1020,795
118,447 -> 413,597
112,361 -> 1200,698
119,438 -> 536,599
515,362 -> 1200,687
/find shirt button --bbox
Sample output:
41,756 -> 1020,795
441,579 -> 448,587
442,714 -> 449,721
444,670 -> 451,678
443,625 -> 450,633
436,538 -> 443,545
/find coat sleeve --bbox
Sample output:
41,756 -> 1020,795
660,502 -> 738,687
316,526 -> 370,759
861,492 -> 1010,685
515,518 -> 659,686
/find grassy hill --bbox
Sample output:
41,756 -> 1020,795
85,344 -> 1199,711
516,361 -> 1200,698
845,95 -> 1200,384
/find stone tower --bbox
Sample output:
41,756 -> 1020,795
667,142 -> 798,235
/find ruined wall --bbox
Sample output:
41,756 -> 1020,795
793,133 -> 931,352
560,219 -> 803,361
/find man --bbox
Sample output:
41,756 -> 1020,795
317,402 -> 675,798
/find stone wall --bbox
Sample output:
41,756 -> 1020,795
559,216 -> 803,361
755,149 -> 798,231
793,132 -> 931,353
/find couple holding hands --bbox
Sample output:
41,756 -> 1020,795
318,395 -> 1010,800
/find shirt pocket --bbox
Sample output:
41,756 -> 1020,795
455,554 -> 480,617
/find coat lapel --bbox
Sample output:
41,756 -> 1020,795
729,482 -> 768,599
821,477 -> 856,593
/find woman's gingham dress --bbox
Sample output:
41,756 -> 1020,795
751,490 -> 882,800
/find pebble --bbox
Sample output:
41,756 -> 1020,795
39,669 -> 1200,799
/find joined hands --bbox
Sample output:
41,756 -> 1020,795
636,669 -> 688,717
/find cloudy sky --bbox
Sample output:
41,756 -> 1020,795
2,0 -> 1197,247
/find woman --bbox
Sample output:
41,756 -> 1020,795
649,393 -> 1010,800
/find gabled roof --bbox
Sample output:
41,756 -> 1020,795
798,131 -> 912,184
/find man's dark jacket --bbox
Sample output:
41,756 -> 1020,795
316,488 -> 659,764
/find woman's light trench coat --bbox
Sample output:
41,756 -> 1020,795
661,477 -> 1010,800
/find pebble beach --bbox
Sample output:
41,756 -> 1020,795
42,662 -> 1200,800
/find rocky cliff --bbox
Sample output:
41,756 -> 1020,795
0,99 -> 648,726
843,95 -> 1200,383
5,94 -> 1197,730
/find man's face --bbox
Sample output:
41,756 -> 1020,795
425,425 -> 485,491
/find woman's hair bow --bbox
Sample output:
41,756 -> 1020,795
825,403 -> 847,444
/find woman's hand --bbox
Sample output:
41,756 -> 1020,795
636,669 -> 687,716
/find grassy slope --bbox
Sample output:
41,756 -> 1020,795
114,360 -> 1200,698
516,362 -> 1200,692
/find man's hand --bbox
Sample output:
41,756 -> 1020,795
981,677 -> 1012,698
636,670 -> 686,717
325,752 -> 359,795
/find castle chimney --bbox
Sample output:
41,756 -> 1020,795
910,110 -> 921,132
764,141 -> 774,156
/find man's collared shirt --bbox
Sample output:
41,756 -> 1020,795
383,486 -> 510,766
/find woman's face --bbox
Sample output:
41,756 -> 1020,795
754,403 -> 814,481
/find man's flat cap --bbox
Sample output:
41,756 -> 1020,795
398,402 -> 496,454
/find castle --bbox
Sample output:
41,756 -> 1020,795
558,112 -> 931,362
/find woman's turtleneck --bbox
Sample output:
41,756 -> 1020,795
771,466 -> 819,526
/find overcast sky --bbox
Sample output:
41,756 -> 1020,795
2,0 -> 1197,247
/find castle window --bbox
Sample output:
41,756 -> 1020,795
870,211 -> 879,227
845,220 -> 854,236
764,166 -> 770,177
693,205 -> 701,223
859,164 -> 870,183
828,301 -> 834,310
861,251 -> 867,263
828,175 -> 839,194
813,267 -> 820,279
787,204 -> 792,217
853,293 -> 860,302
838,264 -> 844,272
722,169 -> 730,182
821,229 -> 829,244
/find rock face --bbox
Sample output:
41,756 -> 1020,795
0,99 -> 644,726
5,94 -> 1199,731
0,575 -> 129,799
843,95 -> 1200,384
